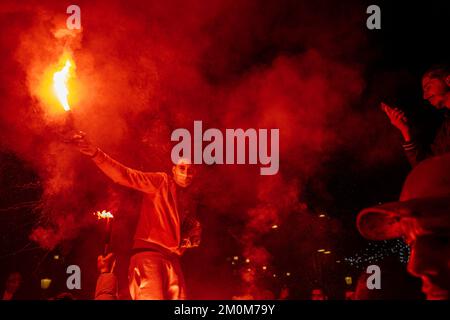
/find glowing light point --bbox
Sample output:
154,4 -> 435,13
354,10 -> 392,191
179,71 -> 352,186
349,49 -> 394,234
94,210 -> 114,220
41,278 -> 52,290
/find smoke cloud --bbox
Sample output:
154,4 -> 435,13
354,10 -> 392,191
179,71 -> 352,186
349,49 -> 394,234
0,0 -> 405,298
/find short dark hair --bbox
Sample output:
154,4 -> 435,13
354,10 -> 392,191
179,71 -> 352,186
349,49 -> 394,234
424,64 -> 450,80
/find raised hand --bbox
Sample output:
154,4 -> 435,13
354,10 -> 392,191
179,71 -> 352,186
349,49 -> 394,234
380,102 -> 412,141
97,253 -> 116,274
70,131 -> 98,157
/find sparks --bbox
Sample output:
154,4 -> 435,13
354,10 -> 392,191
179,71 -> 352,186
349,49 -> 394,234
94,210 -> 114,220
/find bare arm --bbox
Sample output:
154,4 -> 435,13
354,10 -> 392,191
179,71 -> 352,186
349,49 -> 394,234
402,140 -> 432,167
381,102 -> 430,167
95,253 -> 118,300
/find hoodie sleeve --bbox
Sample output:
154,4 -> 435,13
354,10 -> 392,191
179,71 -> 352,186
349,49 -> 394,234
92,149 -> 166,193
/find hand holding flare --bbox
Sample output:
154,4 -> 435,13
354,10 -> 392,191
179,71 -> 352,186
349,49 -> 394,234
70,131 -> 98,157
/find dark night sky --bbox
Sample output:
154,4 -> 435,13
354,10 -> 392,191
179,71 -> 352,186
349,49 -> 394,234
0,0 -> 449,299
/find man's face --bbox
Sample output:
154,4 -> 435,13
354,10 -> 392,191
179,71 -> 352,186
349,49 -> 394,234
403,219 -> 450,300
422,75 -> 449,109
172,160 -> 194,188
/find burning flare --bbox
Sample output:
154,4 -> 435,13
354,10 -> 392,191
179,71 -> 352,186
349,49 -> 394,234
53,59 -> 72,111
94,210 -> 114,220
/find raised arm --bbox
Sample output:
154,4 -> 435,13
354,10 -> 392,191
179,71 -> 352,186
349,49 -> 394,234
95,253 -> 118,300
381,102 -> 431,167
402,140 -> 432,167
72,132 -> 165,193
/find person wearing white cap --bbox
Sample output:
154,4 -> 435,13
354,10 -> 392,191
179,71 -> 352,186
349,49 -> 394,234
357,154 -> 450,300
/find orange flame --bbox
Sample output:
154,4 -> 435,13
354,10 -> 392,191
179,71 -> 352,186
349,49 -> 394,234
53,59 -> 72,111
94,210 -> 114,220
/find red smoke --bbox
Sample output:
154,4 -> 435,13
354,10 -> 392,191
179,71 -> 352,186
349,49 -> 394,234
0,0 -> 404,298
